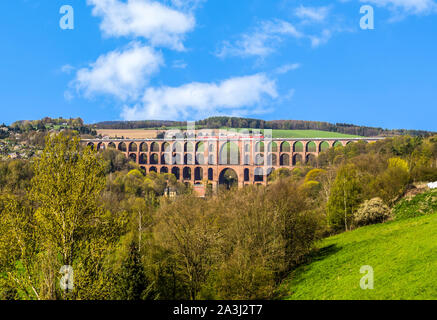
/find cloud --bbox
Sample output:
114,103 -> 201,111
275,63 -> 301,74
360,0 -> 437,15
71,42 -> 163,100
87,0 -> 195,50
216,19 -> 303,58
172,60 -> 188,69
60,64 -> 75,74
295,5 -> 331,23
121,73 -> 278,120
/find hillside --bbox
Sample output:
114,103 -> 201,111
282,190 -> 437,300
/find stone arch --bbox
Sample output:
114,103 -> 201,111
185,142 -> 194,152
183,167 -> 191,180
161,154 -> 171,165
219,168 -> 238,189
160,167 -> 168,174
244,143 -> 250,153
139,142 -> 148,152
306,154 -> 317,166
196,142 -> 205,153
129,153 -> 137,162
268,153 -> 277,166
254,167 -> 264,182
139,154 -> 147,165
306,141 -> 317,153
280,141 -> 291,152
150,153 -> 159,164
194,167 -> 203,181
118,142 -> 127,152
149,166 -> 157,173
280,154 -> 290,166
97,142 -> 106,151
293,141 -> 304,152
150,142 -> 160,152
208,154 -> 215,165
346,141 -> 354,146
174,153 -> 182,165
171,167 -> 180,180
219,142 -> 240,165
255,141 -> 264,153
173,142 -> 183,153
293,154 -> 303,166
87,142 -> 95,150
319,141 -> 330,152
129,142 -> 138,152
208,168 -> 214,180
244,154 -> 250,165
268,142 -> 278,152
333,141 -> 343,148
162,142 -> 171,152
108,142 -> 116,149
208,143 -> 215,153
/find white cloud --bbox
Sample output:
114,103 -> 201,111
172,60 -> 188,69
275,63 -> 301,74
121,73 -> 278,120
87,0 -> 195,50
360,0 -> 437,15
60,64 -> 75,74
72,42 -> 163,100
295,5 -> 331,23
216,19 -> 303,58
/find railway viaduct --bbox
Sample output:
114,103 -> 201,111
83,136 -> 382,194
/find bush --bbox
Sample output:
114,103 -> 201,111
353,198 -> 392,227
393,189 -> 437,220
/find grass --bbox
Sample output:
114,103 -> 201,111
220,128 -> 363,138
282,212 -> 437,300
393,189 -> 437,220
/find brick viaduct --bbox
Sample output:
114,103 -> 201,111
83,137 -> 381,193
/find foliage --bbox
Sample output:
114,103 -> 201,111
353,198 -> 392,227
393,188 -> 437,220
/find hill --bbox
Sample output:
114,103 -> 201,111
282,189 -> 437,300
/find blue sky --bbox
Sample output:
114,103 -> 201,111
0,0 -> 436,131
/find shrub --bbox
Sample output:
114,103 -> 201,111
353,198 -> 391,227
393,189 -> 437,220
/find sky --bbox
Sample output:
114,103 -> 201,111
0,0 -> 436,131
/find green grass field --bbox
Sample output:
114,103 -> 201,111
282,211 -> 437,300
267,130 -> 361,139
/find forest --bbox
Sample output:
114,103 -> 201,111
0,132 -> 436,300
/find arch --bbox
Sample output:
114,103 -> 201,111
171,167 -> 180,180
150,142 -> 160,152
149,166 -> 157,173
185,142 -> 194,152
306,154 -> 317,166
196,153 -> 205,165
280,141 -> 291,152
268,153 -> 277,166
244,168 -> 250,181
150,153 -> 159,164
268,142 -> 278,153
173,142 -> 183,153
306,141 -> 317,153
160,167 -> 168,174
319,141 -> 330,152
293,141 -> 304,152
208,154 -> 215,165
219,142 -> 240,165
139,142 -> 148,152
161,154 -> 171,165
255,141 -> 264,153
208,168 -> 214,180
255,153 -> 264,165
87,142 -> 95,150
333,141 -> 343,148
194,167 -> 203,181
195,142 -> 205,153
346,141 -> 354,146
184,153 -> 193,165
118,142 -> 127,152
139,153 -> 147,165
174,153 -> 182,165
129,142 -> 138,152
292,154 -> 303,166
97,142 -> 106,151
219,168 -> 238,189
162,142 -> 171,152
254,167 -> 264,182
280,154 -> 290,166
108,142 -> 116,149
183,167 -> 191,180
244,154 -> 250,165
208,143 -> 215,153
139,166 -> 146,175
244,143 -> 250,153
129,153 -> 137,163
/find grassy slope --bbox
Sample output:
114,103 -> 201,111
283,213 -> 437,300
